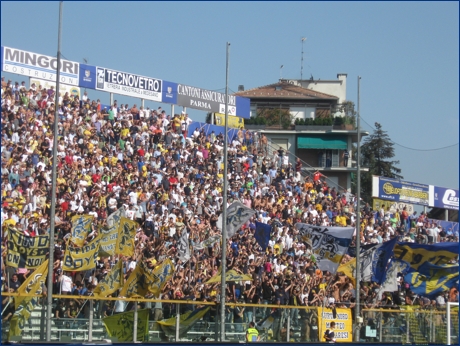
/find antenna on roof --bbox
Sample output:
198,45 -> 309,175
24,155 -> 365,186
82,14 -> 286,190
280,65 -> 284,80
301,37 -> 306,80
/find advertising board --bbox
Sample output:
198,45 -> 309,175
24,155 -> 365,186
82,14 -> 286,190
429,186 -> 459,210
214,113 -> 244,128
372,176 -> 429,206
30,78 -> 80,99
2,46 -> 79,86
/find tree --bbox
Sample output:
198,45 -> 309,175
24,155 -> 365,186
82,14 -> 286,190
357,122 -> 403,202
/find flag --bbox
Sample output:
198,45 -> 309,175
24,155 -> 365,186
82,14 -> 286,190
259,313 -> 275,329
255,221 -> 272,251
404,262 -> 459,299
157,306 -> 210,337
149,259 -> 175,297
337,258 -> 357,286
217,201 -> 256,238
371,237 -> 398,284
376,259 -> 410,300
119,259 -> 174,298
357,244 -> 378,282
62,234 -> 102,271
177,229 -> 190,262
70,214 -> 93,247
205,269 -> 253,284
8,260 -> 48,340
6,228 -> 50,268
100,207 -> 126,256
346,243 -> 376,257
103,308 -> 149,341
394,241 -> 459,271
94,260 -> 125,297
115,217 -> 138,257
295,223 -> 354,274
193,235 -> 220,251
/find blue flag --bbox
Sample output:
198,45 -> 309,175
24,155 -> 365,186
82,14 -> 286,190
372,237 -> 398,284
404,262 -> 459,299
255,221 -> 272,251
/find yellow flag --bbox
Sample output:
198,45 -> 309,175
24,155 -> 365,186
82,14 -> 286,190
337,258 -> 357,286
157,306 -> 210,337
94,260 -> 125,297
62,234 -> 102,271
103,309 -> 149,341
70,214 -> 94,247
149,259 -> 175,297
205,269 -> 253,284
115,217 -> 138,257
9,260 -> 48,340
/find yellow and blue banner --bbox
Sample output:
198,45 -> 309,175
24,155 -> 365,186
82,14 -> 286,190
115,217 -> 138,257
205,269 -> 253,284
62,234 -> 102,271
157,306 -> 210,337
404,262 -> 459,299
94,260 -> 124,297
8,259 -> 48,340
149,259 -> 175,297
103,308 -> 149,341
255,221 -> 272,251
70,214 -> 93,247
100,207 -> 125,256
394,242 -> 459,271
6,228 -> 49,268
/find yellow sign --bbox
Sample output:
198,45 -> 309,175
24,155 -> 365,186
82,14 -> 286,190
6,229 -> 49,268
94,260 -> 125,297
62,234 -> 102,271
214,113 -> 244,129
372,198 -> 414,214
317,308 -> 353,342
115,217 -> 138,257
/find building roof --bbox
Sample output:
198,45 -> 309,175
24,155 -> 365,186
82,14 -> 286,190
233,81 -> 339,100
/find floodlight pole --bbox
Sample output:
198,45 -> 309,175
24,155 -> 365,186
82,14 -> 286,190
46,1 -> 62,342
220,42 -> 230,342
354,76 -> 362,341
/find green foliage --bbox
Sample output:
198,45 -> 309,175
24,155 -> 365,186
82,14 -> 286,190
256,108 -> 294,129
355,122 -> 403,202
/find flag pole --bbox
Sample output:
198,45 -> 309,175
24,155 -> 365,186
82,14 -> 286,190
46,1 -> 62,341
220,42 -> 230,342
354,76 -> 362,341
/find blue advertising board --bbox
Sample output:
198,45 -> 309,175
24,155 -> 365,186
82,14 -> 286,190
372,176 -> 429,206
79,63 -> 96,90
429,185 -> 459,210
162,80 -> 178,105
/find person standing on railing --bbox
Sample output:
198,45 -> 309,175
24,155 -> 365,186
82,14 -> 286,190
246,321 -> 260,342
342,150 -> 349,167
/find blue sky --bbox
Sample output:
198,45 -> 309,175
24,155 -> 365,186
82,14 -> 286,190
1,1 -> 458,193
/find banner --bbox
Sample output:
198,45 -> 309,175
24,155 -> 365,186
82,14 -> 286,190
372,176 -> 429,206
346,243 -> 376,257
8,260 -> 48,340
177,230 -> 190,262
205,269 -> 253,284
94,260 -> 125,297
2,46 -> 79,86
317,308 -> 353,342
15,259 -> 49,309
193,235 -> 220,251
254,221 -> 272,251
29,77 -> 80,100
337,258 -> 356,286
393,242 -> 459,271
404,262 -> 459,299
120,259 -> 174,298
6,229 -> 49,268
103,309 -> 149,342
157,306 -> 210,337
376,259 -> 410,300
372,198 -> 414,214
295,224 -> 354,274
100,207 -> 126,256
62,234 -> 102,271
371,237 -> 398,284
217,201 -> 256,238
96,67 -> 162,102
429,185 -> 459,210
115,217 -> 138,257
70,214 -> 93,247
214,113 -> 244,129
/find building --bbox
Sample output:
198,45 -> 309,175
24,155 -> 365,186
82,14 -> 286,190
234,73 -> 368,192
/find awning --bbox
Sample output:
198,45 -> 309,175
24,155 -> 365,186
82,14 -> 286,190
297,135 -> 347,149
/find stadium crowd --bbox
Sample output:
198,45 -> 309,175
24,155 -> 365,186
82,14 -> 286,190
1,77 -> 459,341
